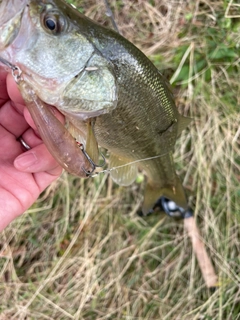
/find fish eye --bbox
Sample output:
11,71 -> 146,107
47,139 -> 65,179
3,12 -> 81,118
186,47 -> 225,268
45,18 -> 56,31
42,11 -> 66,35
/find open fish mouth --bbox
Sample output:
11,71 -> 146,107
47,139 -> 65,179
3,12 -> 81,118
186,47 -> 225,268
0,55 -> 97,177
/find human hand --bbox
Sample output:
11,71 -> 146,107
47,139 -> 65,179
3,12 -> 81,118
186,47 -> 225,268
0,70 -> 64,231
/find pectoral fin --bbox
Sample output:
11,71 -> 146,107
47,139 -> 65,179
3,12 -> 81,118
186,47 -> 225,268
67,118 -> 99,165
67,120 -> 86,146
142,176 -> 188,215
109,154 -> 138,186
85,119 -> 99,164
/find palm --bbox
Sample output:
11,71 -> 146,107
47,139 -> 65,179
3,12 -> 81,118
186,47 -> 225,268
0,71 -> 62,231
0,133 -> 41,220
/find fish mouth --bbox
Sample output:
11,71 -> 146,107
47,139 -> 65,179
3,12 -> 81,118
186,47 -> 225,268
0,0 -> 28,50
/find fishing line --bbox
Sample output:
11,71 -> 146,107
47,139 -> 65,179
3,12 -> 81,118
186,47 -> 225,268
103,0 -> 121,34
89,152 -> 168,178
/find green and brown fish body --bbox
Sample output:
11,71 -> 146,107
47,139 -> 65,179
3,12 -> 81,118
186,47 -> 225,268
0,0 -> 190,213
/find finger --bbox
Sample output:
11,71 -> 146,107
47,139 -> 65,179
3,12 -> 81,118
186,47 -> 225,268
14,143 -> 63,175
0,70 -> 9,105
0,72 -> 29,138
3,73 -> 65,137
33,169 -> 62,194
0,167 -> 61,232
7,73 -> 65,129
19,126 -> 42,150
0,125 -> 22,160
0,100 -> 29,137
6,73 -> 25,105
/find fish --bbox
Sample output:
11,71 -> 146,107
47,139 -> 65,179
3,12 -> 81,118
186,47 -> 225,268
0,0 -> 191,214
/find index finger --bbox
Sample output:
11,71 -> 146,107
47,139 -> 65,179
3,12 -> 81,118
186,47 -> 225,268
0,69 -> 9,106
7,73 -> 25,106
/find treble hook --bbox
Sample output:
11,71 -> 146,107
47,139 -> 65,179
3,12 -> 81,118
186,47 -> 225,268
77,142 -> 106,176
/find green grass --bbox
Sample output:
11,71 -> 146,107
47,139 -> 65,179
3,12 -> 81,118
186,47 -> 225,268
1,0 -> 239,319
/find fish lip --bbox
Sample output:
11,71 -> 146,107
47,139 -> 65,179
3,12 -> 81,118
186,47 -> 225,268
18,69 -> 66,107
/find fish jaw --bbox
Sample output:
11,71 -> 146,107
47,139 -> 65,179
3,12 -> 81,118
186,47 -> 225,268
18,79 -> 93,177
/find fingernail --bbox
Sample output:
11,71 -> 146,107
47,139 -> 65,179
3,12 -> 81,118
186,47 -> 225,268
14,152 -> 38,170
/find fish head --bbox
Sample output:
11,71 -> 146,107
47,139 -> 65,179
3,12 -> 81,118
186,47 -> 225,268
0,0 -> 117,119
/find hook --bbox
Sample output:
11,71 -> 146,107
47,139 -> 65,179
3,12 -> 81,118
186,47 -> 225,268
77,142 -> 106,176
0,56 -> 22,83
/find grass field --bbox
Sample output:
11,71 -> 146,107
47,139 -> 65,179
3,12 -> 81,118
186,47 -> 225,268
0,0 -> 239,319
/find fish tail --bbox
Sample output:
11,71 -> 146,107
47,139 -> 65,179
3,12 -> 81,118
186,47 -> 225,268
142,176 -> 188,215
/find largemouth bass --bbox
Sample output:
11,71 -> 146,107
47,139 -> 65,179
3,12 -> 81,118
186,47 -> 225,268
0,0 -> 191,214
